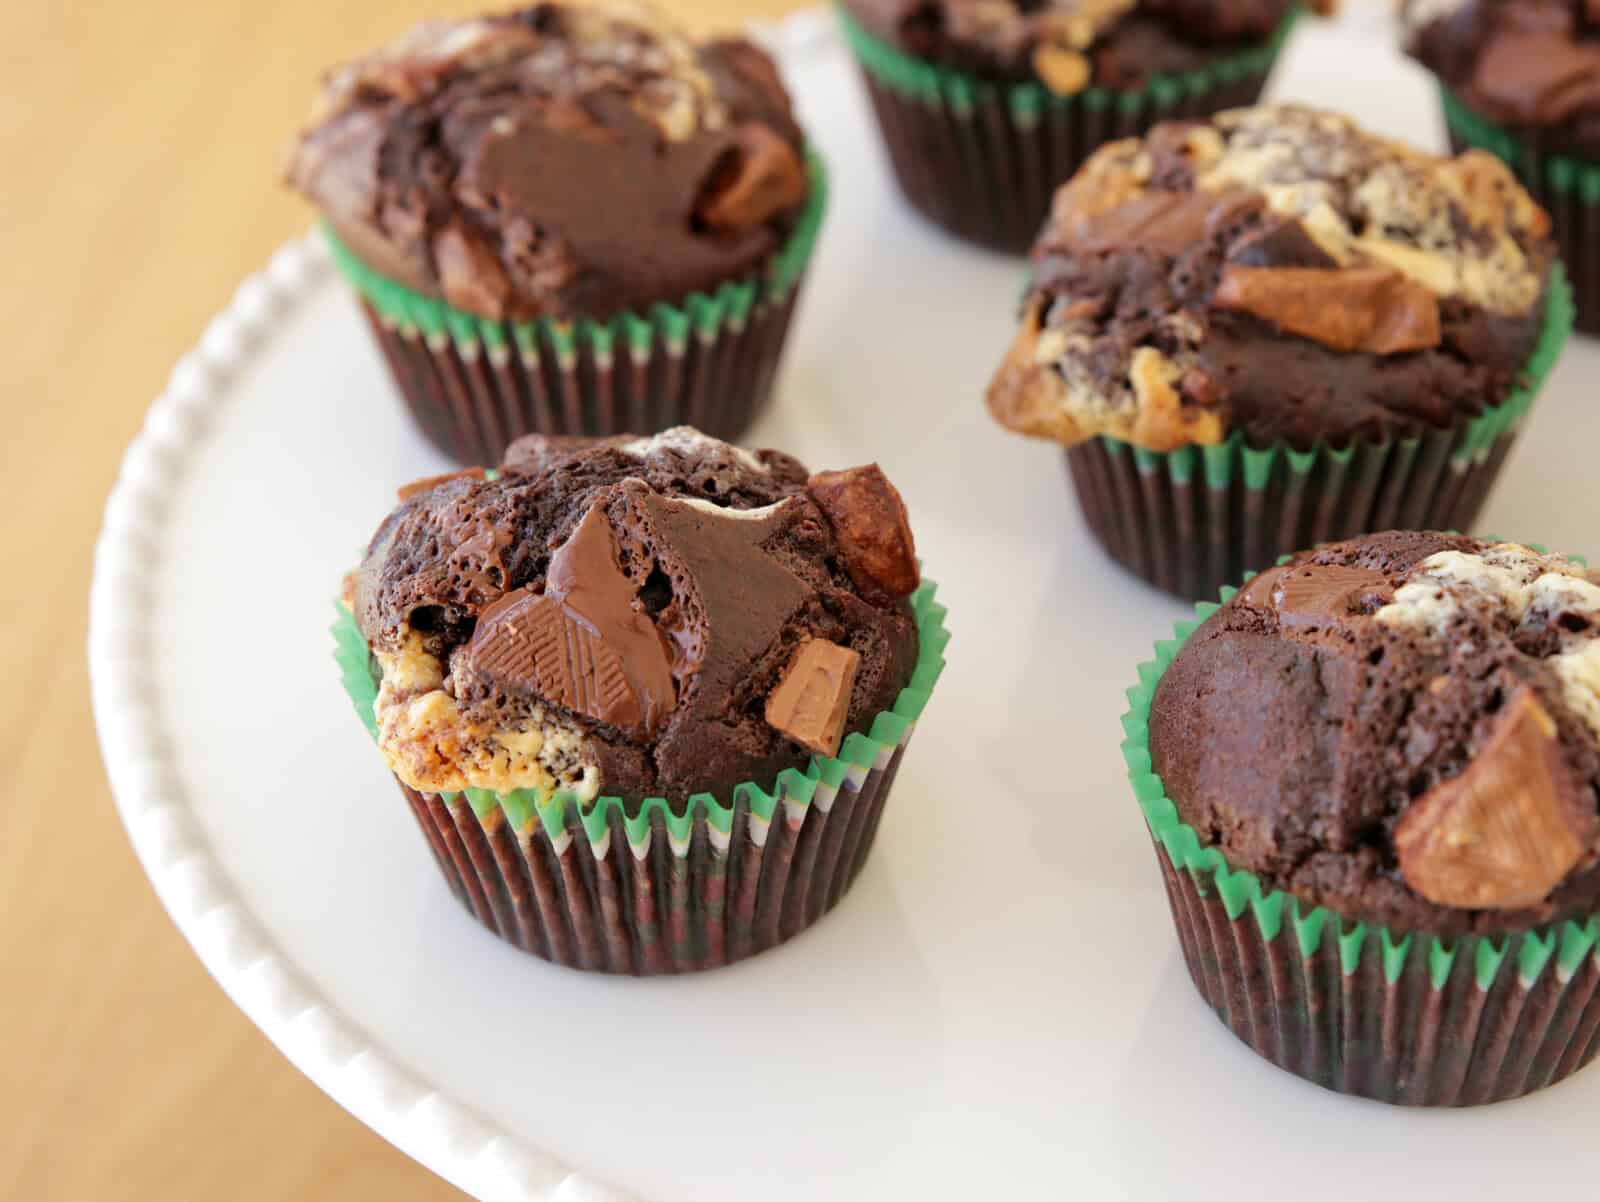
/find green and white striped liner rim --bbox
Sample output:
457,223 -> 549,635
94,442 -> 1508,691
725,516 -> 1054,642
322,150 -> 829,368
334,575 -> 948,860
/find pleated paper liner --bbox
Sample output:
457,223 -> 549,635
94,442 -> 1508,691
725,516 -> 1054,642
333,579 -> 948,976
1440,85 -> 1600,336
835,3 -> 1298,254
1067,264 -> 1573,601
324,152 -> 828,466
1123,578 -> 1600,1106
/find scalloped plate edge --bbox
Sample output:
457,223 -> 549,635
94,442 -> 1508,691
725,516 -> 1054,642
86,11 -> 843,1202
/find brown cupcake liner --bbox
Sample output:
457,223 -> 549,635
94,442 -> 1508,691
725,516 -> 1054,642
1064,426 -> 1518,602
361,288 -> 801,466
396,742 -> 907,975
1155,848 -> 1600,1104
837,5 -> 1295,253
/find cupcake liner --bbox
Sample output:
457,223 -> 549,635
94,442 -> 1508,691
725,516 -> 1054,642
332,579 -> 948,975
1123,580 -> 1600,1105
325,153 -> 828,464
835,4 -> 1298,253
1439,85 -> 1600,336
1065,264 -> 1572,601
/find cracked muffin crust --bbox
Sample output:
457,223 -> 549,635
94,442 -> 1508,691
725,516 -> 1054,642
348,429 -> 922,805
288,1 -> 810,321
987,104 -> 1557,451
841,0 -> 1302,92
1150,531 -> 1600,935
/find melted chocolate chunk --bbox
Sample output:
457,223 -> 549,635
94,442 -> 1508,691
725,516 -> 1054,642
465,504 -> 677,737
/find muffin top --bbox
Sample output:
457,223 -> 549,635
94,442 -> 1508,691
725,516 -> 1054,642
1150,531 -> 1600,935
842,0 -> 1299,91
1405,0 -> 1600,158
349,429 -> 922,806
987,104 -> 1556,452
288,1 -> 810,322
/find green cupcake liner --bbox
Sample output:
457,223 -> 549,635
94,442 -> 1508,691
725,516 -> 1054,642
1065,264 -> 1573,600
1439,85 -> 1600,335
834,3 -> 1299,251
333,579 -> 948,974
323,153 -> 828,462
1121,567 -> 1600,1103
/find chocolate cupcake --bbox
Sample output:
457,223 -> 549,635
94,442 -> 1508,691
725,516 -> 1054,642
1126,531 -> 1600,1104
1404,0 -> 1600,334
836,0 -> 1304,252
332,428 -> 948,974
290,3 -> 826,463
987,104 -> 1571,600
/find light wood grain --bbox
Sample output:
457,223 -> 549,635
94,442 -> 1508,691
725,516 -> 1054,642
5,2 -> 807,1197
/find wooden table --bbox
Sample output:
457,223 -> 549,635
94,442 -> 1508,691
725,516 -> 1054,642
8,2 -> 805,1196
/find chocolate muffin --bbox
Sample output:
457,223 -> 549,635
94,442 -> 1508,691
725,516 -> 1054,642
987,104 -> 1571,600
290,2 -> 827,462
1127,531 -> 1600,1104
835,0 -> 1305,252
333,428 -> 948,974
1404,0 -> 1600,333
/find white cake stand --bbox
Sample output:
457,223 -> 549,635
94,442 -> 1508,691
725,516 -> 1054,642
90,7 -> 1600,1201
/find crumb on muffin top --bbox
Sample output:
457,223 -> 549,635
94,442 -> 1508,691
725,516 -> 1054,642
349,429 -> 922,806
1151,531 -> 1600,934
289,1 -> 810,322
987,104 -> 1555,452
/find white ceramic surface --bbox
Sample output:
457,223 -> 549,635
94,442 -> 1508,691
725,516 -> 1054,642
91,8 -> 1600,1201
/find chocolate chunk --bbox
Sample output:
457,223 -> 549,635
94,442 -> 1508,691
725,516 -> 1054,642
1228,219 -> 1339,269
806,465 -> 919,605
1395,689 -> 1590,910
1472,33 -> 1600,126
1061,188 -> 1258,257
764,638 -> 861,757
397,467 -> 487,501
694,121 -> 808,233
1213,265 -> 1442,355
468,588 -> 647,731
464,503 -> 676,736
1240,562 -> 1392,629
1032,45 -> 1090,95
